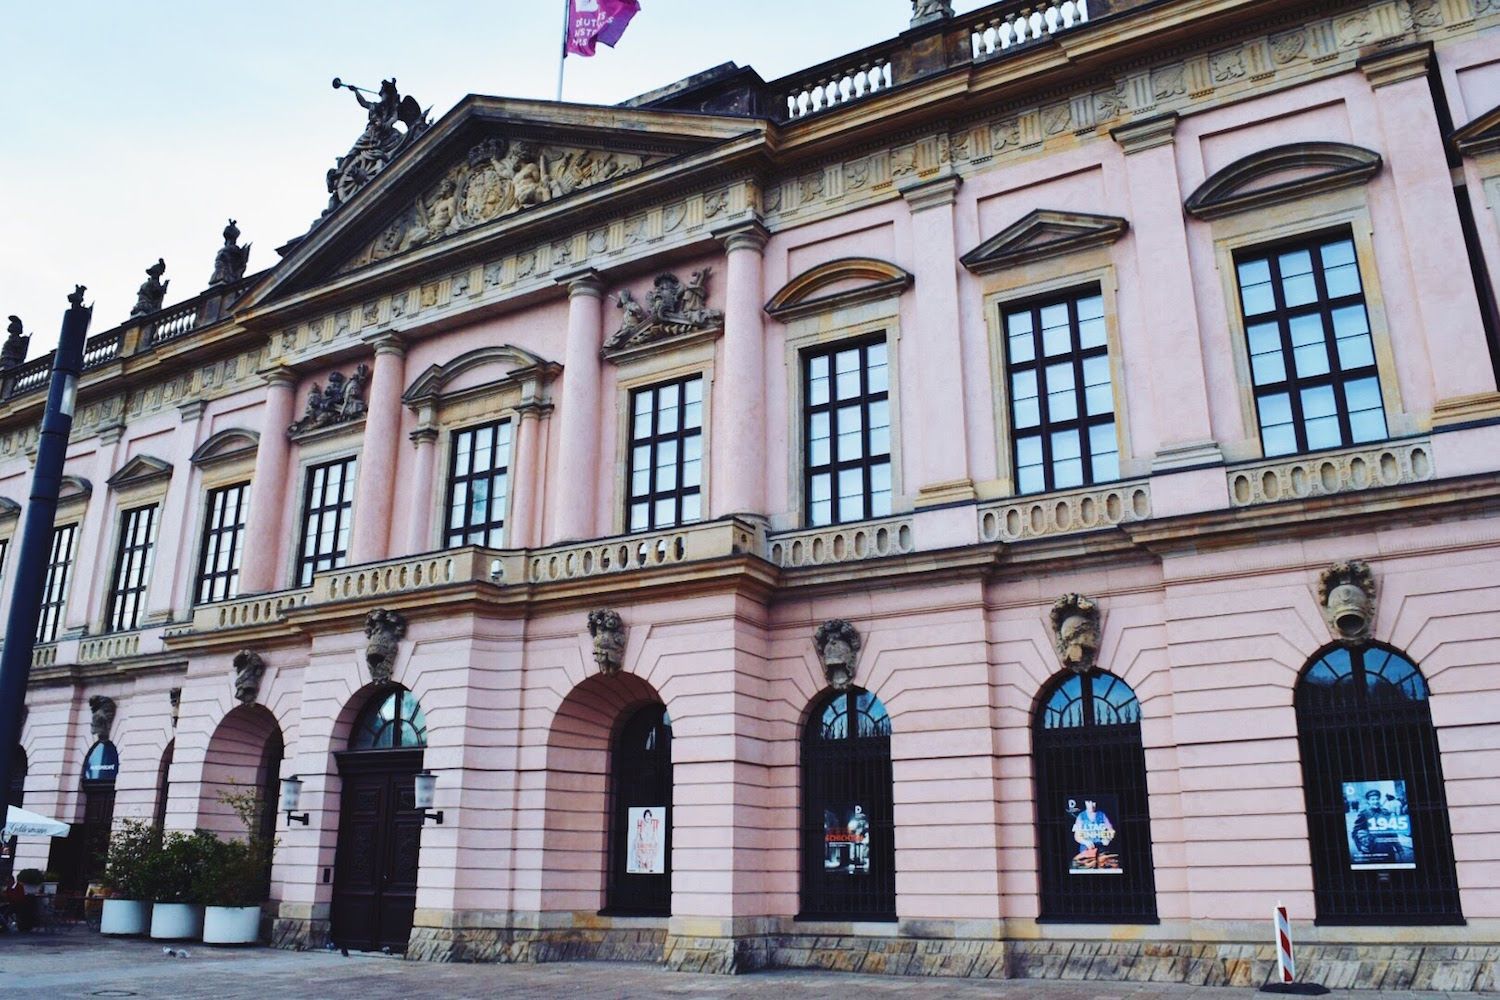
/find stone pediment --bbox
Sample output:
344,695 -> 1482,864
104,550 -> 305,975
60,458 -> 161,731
190,428 -> 260,468
961,210 -> 1128,273
240,97 -> 764,308
1184,142 -> 1382,220
1454,103 -> 1500,157
106,455 -> 173,490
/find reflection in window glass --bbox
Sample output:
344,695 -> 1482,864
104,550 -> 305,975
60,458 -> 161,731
803,338 -> 891,526
627,376 -> 703,532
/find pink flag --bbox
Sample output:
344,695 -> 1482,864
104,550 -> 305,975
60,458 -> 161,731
566,0 -> 641,57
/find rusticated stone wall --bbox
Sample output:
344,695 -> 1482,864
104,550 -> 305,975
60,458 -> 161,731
404,924 -> 666,964
271,916 -> 331,951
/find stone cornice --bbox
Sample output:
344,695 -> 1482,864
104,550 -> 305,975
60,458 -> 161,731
1111,112 -> 1178,155
1357,40 -> 1433,89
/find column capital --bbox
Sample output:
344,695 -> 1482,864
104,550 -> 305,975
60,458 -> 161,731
409,425 -> 439,446
713,219 -> 770,254
1357,42 -> 1432,89
365,331 -> 407,358
97,422 -> 126,446
898,173 -> 961,212
261,365 -> 299,390
177,399 -> 208,424
556,268 -> 605,299
1112,112 -> 1179,155
515,399 -> 554,420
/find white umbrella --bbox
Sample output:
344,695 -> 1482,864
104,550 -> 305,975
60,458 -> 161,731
3,805 -> 69,839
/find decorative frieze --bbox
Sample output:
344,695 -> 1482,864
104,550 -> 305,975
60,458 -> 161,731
1225,438 -> 1434,508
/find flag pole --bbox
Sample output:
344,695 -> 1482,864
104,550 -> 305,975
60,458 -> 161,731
556,0 -> 569,102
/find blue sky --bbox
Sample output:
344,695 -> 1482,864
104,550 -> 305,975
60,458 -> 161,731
3,0 -> 986,354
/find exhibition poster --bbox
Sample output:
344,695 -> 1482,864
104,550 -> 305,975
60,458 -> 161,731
1343,779 -> 1415,871
1066,794 -> 1122,875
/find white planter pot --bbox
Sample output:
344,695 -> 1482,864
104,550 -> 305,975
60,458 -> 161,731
150,902 -> 205,941
100,898 -> 152,936
42,882 -> 58,896
202,905 -> 262,945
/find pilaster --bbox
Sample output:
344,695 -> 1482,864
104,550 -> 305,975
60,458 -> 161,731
551,270 -> 605,543
711,220 -> 771,519
350,334 -> 407,563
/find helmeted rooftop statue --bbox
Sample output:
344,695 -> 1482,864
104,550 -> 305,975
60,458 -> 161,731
324,78 -> 431,215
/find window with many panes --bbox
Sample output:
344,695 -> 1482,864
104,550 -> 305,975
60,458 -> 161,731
804,338 -> 891,527
1234,231 -> 1387,457
297,457 -> 355,586
1002,288 -> 1119,495
106,504 -> 158,632
37,524 -> 76,644
445,420 -> 511,548
627,376 -> 703,532
195,483 -> 248,604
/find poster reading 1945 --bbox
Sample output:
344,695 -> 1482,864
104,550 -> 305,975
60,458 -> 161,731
1066,795 -> 1123,875
626,806 -> 666,875
1343,779 -> 1415,871
823,804 -> 872,875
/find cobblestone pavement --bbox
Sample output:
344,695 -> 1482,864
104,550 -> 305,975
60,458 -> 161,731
0,931 -> 1475,999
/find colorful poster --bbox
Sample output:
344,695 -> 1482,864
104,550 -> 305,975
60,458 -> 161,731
1066,795 -> 1122,875
1343,779 -> 1415,870
823,804 -> 872,874
626,806 -> 665,875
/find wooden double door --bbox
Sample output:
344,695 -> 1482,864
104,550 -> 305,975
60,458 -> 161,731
331,749 -> 425,952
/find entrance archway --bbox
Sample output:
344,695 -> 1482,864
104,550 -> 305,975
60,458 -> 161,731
199,705 -> 284,840
331,687 -> 427,952
70,741 -> 117,891
604,704 -> 672,915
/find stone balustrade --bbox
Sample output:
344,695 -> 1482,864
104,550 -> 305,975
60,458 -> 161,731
979,479 -> 1151,542
194,588 -> 314,632
526,518 -> 766,584
79,632 -> 140,664
767,516 -> 915,568
31,644 -> 57,669
970,0 -> 1091,60
783,56 -> 895,120
317,548 -> 521,602
1226,438 -> 1435,508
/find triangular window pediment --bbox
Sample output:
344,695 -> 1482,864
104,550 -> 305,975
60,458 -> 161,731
1184,142 -> 1381,220
106,455 -> 173,490
0,497 -> 18,521
1454,104 -> 1500,157
961,210 -> 1128,274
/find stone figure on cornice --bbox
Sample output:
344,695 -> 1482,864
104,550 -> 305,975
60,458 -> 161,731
208,219 -> 252,287
342,137 -> 661,273
288,363 -> 371,435
88,695 -> 117,741
325,78 -> 431,215
604,269 -> 723,352
911,0 -> 954,25
130,258 -> 169,317
1,316 -> 29,370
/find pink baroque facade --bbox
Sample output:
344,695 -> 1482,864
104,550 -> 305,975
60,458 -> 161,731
6,0 -> 1500,986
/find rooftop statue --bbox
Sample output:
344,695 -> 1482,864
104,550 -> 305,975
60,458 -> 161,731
910,0 -> 954,25
0,316 -> 29,371
324,77 -> 431,215
130,258 -> 169,317
208,218 -> 252,287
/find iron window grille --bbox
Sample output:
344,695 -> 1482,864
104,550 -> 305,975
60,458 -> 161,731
604,704 -> 673,916
1032,670 -> 1158,923
799,687 -> 896,920
627,376 -> 704,532
1002,286 -> 1119,495
297,457 -> 356,587
195,482 -> 248,605
350,689 -> 429,750
803,337 -> 892,527
36,523 -> 77,644
106,504 -> 159,633
1295,643 -> 1463,925
445,420 -> 512,549
1233,230 -> 1387,457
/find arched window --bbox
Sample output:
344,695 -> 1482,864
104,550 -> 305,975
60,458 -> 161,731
604,705 -> 672,915
349,689 -> 428,750
153,740 -> 174,832
75,740 -> 119,892
1032,671 -> 1157,922
1295,644 -> 1461,923
800,687 -> 895,920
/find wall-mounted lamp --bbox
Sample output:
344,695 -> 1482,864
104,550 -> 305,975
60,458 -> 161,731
414,769 -> 443,825
279,774 -> 309,826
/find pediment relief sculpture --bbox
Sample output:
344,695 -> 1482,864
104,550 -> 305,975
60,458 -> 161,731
341,137 -> 665,273
325,78 -> 432,217
1318,560 -> 1376,644
1184,142 -> 1382,220
105,454 -> 174,490
288,364 -> 370,436
961,210 -> 1128,274
603,269 -> 723,355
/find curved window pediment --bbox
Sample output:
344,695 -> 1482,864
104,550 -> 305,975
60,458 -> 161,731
766,257 -> 913,322
402,344 -> 557,407
1184,142 -> 1382,220
190,428 -> 260,468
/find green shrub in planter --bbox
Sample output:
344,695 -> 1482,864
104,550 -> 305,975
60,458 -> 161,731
194,838 -> 269,908
101,819 -> 159,900
14,868 -> 43,888
144,830 -> 220,904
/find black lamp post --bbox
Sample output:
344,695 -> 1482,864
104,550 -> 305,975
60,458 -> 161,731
0,288 -> 91,819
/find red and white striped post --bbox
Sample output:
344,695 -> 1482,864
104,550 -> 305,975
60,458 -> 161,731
1274,900 -> 1296,984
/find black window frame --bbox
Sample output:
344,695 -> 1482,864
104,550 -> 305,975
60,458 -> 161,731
626,375 -> 704,533
37,523 -> 77,644
1233,228 -> 1387,458
802,336 -> 892,528
444,419 -> 512,549
1000,284 -> 1119,496
297,456 -> 356,587
194,482 -> 249,605
1032,669 -> 1158,923
105,503 -> 158,633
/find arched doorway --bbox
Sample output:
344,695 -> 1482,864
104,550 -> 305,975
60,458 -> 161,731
799,687 -> 895,920
332,687 -> 427,952
199,705 -> 283,840
153,740 -> 174,832
71,740 -> 118,892
1032,670 -> 1157,922
1296,644 -> 1462,924
604,704 -> 671,915
2,747 -> 26,883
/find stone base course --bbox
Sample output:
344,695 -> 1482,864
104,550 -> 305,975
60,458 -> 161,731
404,923 -> 666,964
